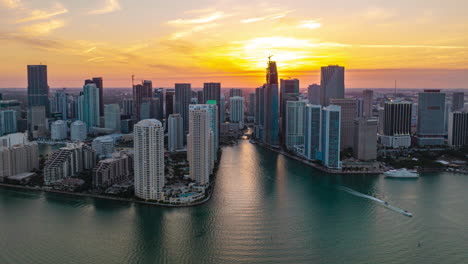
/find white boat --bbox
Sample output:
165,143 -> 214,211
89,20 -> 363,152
384,168 -> 419,178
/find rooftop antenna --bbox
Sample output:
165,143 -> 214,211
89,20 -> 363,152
268,54 -> 273,62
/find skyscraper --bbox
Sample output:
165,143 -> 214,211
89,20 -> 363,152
187,106 -> 212,186
104,104 -> 121,132
153,88 -> 164,121
203,82 -> 221,123
304,104 -> 322,160
175,83 -> 192,135
229,96 -> 245,129
329,98 -> 357,149
28,106 -> 48,139
307,84 -> 321,105
448,110 -> 468,147
121,99 -> 133,117
353,118 -> 378,161
381,100 -> 412,148
85,77 -> 104,117
165,89 -> 175,118
53,89 -> 68,120
285,101 -> 306,150
452,92 -> 465,111
168,114 -> 184,152
363,89 -> 374,117
320,105 -> 341,169
417,90 -> 446,146
27,65 -> 50,115
79,83 -> 100,130
263,59 -> 279,146
248,92 -> 255,118
320,65 -> 345,106
133,81 -> 153,121
280,79 -> 299,147
220,95 -> 225,123
0,110 -> 17,136
229,88 -> 242,98
134,119 -> 165,201
197,91 -> 204,104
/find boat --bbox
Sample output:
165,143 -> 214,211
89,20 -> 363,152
402,210 -> 413,217
384,168 -> 419,178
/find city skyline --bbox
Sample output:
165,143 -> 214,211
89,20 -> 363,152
1,0 -> 468,88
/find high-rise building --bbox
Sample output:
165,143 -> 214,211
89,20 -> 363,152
70,120 -> 87,141
354,118 -> 378,161
190,103 -> 218,162
165,89 -> 175,118
133,81 -> 153,121
203,82 -> 221,124
304,104 -> 322,160
416,90 -> 446,146
363,89 -> 374,117
44,142 -> 96,185
329,98 -> 357,150
92,136 -> 115,158
51,120 -> 68,140
0,141 -> 39,181
0,110 -> 17,136
381,100 -> 412,148
229,96 -> 244,129
175,83 -> 192,135
229,88 -> 242,98
84,77 -> 104,117
27,65 -> 50,115
153,88 -> 164,121
248,92 -> 255,118
320,65 -> 344,106
320,105 -> 341,169
28,106 -> 48,139
187,107 -> 212,186
121,99 -> 133,117
452,92 -> 465,111
134,119 -> 165,201
356,98 -> 364,118
168,114 -> 184,152
197,91 -> 204,104
308,84 -> 321,105
285,101 -> 306,150
220,95 -> 225,123
262,59 -> 280,146
93,151 -> 133,188
448,110 -> 468,147
79,83 -> 100,130
254,87 -> 264,139
104,104 -> 121,132
53,89 -> 68,120
280,79 -> 299,147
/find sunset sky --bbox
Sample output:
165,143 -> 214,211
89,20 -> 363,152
1,0 -> 468,89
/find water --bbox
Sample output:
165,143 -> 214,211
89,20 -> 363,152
1,140 -> 467,263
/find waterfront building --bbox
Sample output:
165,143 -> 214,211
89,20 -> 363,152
363,89 -> 374,117
93,152 -> 133,188
121,99 -> 133,117
308,84 -> 321,105
44,143 -> 96,185
187,106 -> 213,186
28,106 -> 48,139
27,65 -> 50,115
53,89 -> 68,120
92,136 -> 116,158
329,98 -> 357,150
51,120 -> 68,140
320,65 -> 344,106
448,110 -> 468,147
133,81 -> 152,121
354,118 -> 378,161
285,101 -> 306,151
168,114 -> 184,151
175,83 -> 192,135
134,119 -> 165,201
0,110 -> 17,136
304,104 -> 322,160
320,105 -> 341,169
381,100 -> 412,148
190,103 -> 218,162
0,133 -> 28,148
229,96 -> 245,129
0,141 -> 39,181
280,79 -> 299,146
104,104 -> 121,133
262,59 -> 280,146
229,88 -> 242,98
70,120 -> 87,141
416,90 -> 446,146
165,89 -> 175,118
79,83 -> 100,130
85,77 -> 104,117
452,92 -> 465,111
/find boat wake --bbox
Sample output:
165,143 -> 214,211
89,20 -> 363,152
337,186 -> 413,217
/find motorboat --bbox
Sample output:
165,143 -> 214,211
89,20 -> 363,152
402,210 -> 413,217
384,168 -> 419,178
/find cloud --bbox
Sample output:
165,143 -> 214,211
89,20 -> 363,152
297,20 -> 321,29
168,12 -> 224,25
240,11 -> 292,23
15,4 -> 68,23
0,0 -> 23,9
358,44 -> 468,49
83,46 -> 96,53
88,0 -> 121,15
169,23 -> 219,40
21,19 -> 65,36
